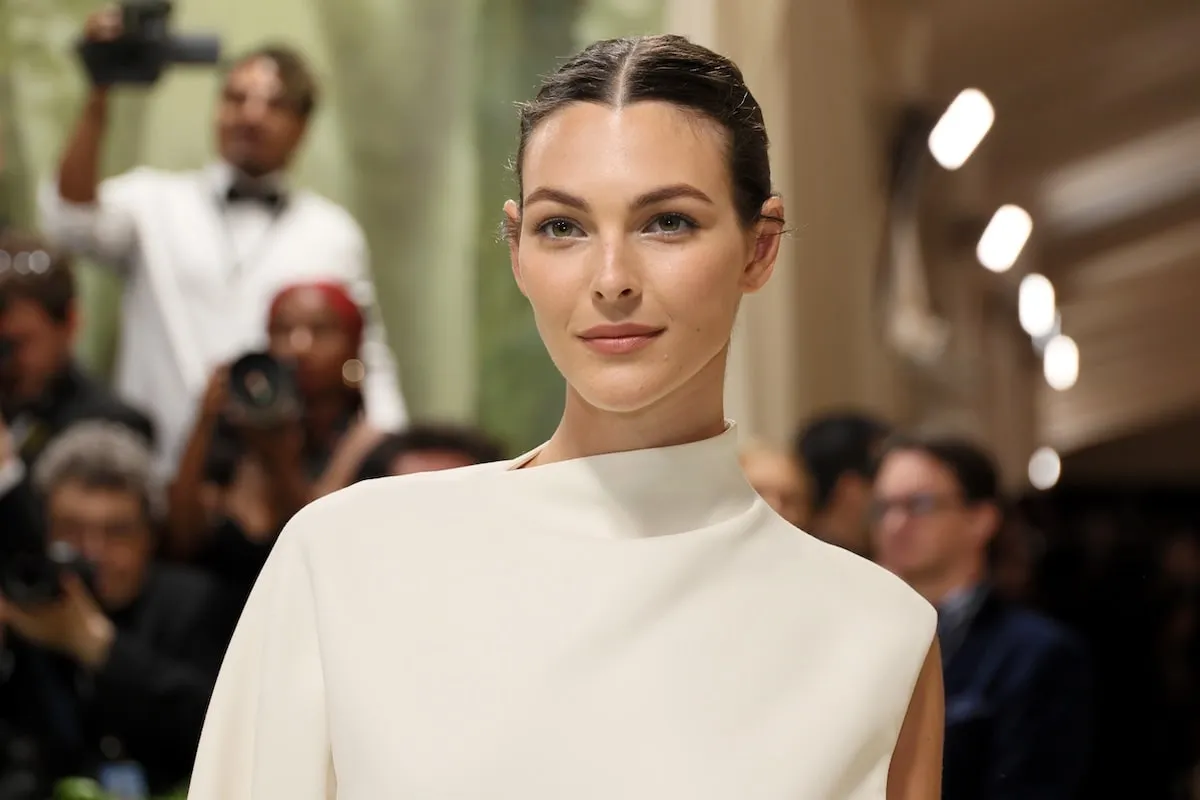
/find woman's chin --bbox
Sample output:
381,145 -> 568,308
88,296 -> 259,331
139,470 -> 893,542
569,375 -> 676,416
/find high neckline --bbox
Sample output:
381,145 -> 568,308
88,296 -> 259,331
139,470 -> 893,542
499,422 -> 762,539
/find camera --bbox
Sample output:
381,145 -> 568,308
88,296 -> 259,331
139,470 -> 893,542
227,351 -> 301,428
77,0 -> 221,86
0,541 -> 97,608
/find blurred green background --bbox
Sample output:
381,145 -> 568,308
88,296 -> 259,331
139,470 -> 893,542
0,0 -> 664,453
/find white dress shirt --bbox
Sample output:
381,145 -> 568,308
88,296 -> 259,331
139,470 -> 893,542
38,163 -> 407,476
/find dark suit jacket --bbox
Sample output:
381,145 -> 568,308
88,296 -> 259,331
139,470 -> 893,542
942,588 -> 1092,800
0,565 -> 235,796
10,362 -> 154,471
0,474 -> 42,559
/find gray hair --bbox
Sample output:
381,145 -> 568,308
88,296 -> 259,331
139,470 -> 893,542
32,421 -> 163,521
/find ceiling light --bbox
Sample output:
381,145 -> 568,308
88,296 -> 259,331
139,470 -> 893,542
977,204 -> 1033,273
1028,446 -> 1061,490
1043,334 -> 1079,391
1018,273 -> 1057,338
928,89 -> 995,170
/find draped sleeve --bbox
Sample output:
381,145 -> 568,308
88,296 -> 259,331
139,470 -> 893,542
187,513 -> 336,799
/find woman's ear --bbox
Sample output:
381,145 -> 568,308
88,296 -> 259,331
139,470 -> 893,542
741,196 -> 785,293
503,199 -> 526,296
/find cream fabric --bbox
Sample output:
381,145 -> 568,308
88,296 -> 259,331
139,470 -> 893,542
189,423 -> 935,799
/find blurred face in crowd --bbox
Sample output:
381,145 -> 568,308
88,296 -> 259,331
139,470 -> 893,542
504,101 -> 782,416
871,448 -> 995,589
45,480 -> 151,611
0,295 -> 75,409
268,287 -> 359,398
391,448 -> 479,476
216,56 -> 307,177
740,445 -> 811,529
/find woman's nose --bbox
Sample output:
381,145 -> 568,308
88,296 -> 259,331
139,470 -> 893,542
589,239 -> 642,302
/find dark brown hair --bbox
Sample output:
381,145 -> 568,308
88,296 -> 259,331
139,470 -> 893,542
354,424 -> 506,483
513,34 -> 780,229
878,433 -> 1002,507
226,44 -> 319,119
0,230 -> 75,324
797,411 -> 893,513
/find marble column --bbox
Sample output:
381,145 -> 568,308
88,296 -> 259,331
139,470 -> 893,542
314,0 -> 482,422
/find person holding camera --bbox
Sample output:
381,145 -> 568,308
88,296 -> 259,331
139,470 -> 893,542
0,231 -> 153,473
165,281 -> 376,593
39,5 -> 407,479
0,421 -> 233,798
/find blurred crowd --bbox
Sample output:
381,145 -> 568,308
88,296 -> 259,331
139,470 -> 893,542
1,20 -> 1197,800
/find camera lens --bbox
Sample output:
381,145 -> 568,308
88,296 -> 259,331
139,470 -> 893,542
241,368 -> 275,407
227,351 -> 299,426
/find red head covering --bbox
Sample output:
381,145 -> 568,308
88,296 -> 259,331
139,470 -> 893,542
268,281 -> 365,351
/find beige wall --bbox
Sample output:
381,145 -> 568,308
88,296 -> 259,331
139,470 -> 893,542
664,0 -> 1040,488
665,0 -> 905,444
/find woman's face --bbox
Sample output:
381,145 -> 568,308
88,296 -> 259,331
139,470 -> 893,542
505,101 -> 782,415
268,287 -> 357,396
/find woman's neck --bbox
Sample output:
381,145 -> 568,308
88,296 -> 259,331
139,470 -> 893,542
532,350 -> 729,467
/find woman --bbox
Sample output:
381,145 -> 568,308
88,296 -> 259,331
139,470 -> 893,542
166,281 -> 371,583
189,35 -> 942,799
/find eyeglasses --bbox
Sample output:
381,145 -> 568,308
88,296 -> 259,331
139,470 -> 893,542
869,492 -> 962,523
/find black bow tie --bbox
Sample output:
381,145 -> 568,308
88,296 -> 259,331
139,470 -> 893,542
225,183 -> 286,212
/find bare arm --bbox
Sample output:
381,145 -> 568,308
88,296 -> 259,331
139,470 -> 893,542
888,637 -> 944,800
38,8 -> 138,268
311,417 -> 386,498
58,87 -> 109,205
165,370 -> 228,559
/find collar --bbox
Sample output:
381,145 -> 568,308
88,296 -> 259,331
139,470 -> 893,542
205,161 -> 290,203
938,583 -> 984,617
501,422 -> 762,539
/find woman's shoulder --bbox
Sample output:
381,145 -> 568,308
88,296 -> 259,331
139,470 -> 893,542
789,527 -> 937,640
320,460 -> 507,510
281,461 -> 512,544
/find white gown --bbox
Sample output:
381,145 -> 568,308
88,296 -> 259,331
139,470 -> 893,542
188,424 -> 936,799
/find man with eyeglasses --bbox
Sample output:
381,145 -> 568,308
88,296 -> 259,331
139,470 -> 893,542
871,433 -> 1091,800
0,422 -> 231,798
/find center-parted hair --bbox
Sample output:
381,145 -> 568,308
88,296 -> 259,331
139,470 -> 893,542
514,34 -> 777,228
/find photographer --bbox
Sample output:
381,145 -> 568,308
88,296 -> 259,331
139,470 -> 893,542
39,4 -> 407,478
0,421 -> 231,797
166,281 -> 373,592
0,230 -> 153,471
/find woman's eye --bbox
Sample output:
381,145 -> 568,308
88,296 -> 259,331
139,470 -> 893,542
538,219 -> 581,238
645,213 -> 695,235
